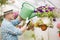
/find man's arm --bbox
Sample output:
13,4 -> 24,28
6,23 -> 27,35
11,16 -> 23,26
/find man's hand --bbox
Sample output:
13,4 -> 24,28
17,16 -> 23,21
20,24 -> 28,32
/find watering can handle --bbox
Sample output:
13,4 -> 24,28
22,2 -> 35,9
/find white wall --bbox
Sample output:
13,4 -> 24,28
48,0 -> 60,8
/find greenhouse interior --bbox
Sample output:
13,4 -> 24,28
0,0 -> 60,40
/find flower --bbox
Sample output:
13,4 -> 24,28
57,23 -> 60,29
48,7 -> 55,11
58,33 -> 60,37
42,6 -> 45,8
13,11 -> 19,19
58,30 -> 60,37
39,9 -> 44,13
37,6 -> 44,13
39,6 -> 42,8
35,6 -> 55,17
57,22 -> 60,37
34,9 -> 38,13
45,10 -> 49,12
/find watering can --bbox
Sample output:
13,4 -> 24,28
20,2 -> 35,20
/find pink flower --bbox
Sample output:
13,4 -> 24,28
57,22 -> 60,29
13,11 -> 19,19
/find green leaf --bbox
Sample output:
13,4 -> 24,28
48,11 -> 54,18
36,12 -> 41,17
41,12 -> 48,17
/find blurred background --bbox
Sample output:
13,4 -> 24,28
0,0 -> 60,40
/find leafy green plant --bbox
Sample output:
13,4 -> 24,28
0,0 -> 8,5
0,16 -> 4,26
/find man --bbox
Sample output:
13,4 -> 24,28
1,5 -> 28,40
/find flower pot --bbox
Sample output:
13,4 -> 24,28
13,11 -> 18,19
40,24 -> 48,31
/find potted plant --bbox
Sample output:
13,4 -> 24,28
0,0 -> 8,6
34,5 -> 55,28
40,24 -> 48,31
57,22 -> 60,37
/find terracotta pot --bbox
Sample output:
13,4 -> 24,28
40,24 -> 48,31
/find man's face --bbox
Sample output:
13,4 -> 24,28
7,11 -> 14,20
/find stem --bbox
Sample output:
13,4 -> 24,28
59,29 -> 60,33
50,17 -> 53,28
